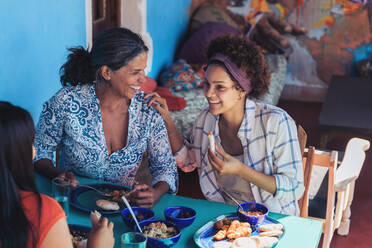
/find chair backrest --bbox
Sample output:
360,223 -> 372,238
297,124 -> 309,217
297,124 -> 307,157
334,138 -> 370,191
299,146 -> 315,218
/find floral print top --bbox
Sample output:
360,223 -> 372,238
34,84 -> 178,193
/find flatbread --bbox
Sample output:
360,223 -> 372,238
231,237 -> 258,248
259,230 -> 283,237
208,131 -> 216,153
258,223 -> 283,232
90,210 -> 101,227
250,236 -> 278,248
212,240 -> 232,248
96,199 -> 119,211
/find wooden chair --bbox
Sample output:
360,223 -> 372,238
299,145 -> 315,218
300,138 -> 370,248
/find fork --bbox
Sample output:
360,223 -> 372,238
78,184 -> 109,196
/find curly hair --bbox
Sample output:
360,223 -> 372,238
206,35 -> 270,99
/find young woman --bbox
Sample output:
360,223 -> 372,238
0,102 -> 114,248
34,27 -> 178,208
147,35 -> 304,215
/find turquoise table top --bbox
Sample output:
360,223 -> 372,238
36,174 -> 323,248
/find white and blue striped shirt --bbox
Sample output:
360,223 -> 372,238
176,98 -> 304,215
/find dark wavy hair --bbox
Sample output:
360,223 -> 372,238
60,27 -> 149,86
206,35 -> 270,99
0,102 -> 41,248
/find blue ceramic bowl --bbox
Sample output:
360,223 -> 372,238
121,207 -> 155,229
237,202 -> 268,226
134,219 -> 181,248
164,206 -> 196,229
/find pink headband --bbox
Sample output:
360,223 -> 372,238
207,53 -> 251,93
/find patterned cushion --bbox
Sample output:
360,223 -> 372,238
159,59 -> 202,92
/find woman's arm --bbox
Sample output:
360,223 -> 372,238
207,114 -> 303,198
270,115 -> 304,200
40,217 -> 73,248
208,145 -> 277,194
144,92 -> 200,173
35,158 -> 64,178
144,92 -> 184,153
35,159 -> 79,187
129,182 -> 170,209
40,215 -> 115,248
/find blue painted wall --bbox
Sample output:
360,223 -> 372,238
0,0 -> 86,122
0,0 -> 190,121
147,0 -> 191,79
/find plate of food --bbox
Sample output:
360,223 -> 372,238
194,213 -> 284,248
70,183 -> 131,215
69,224 -> 91,248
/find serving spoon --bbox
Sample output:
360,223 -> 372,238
121,195 -> 143,233
222,190 -> 244,210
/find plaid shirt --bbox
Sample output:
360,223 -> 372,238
175,98 -> 304,215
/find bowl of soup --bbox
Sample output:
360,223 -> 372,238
121,206 -> 155,229
164,206 -> 196,229
237,202 -> 268,226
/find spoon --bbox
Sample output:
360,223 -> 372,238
121,195 -> 143,233
222,190 -> 244,210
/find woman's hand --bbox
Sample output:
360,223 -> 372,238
56,171 -> 79,188
128,182 -> 168,209
144,92 -> 170,118
208,145 -> 243,176
87,217 -> 115,248
144,92 -> 184,154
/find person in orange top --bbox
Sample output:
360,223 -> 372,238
0,101 -> 115,248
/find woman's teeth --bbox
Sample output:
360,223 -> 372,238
130,86 -> 141,90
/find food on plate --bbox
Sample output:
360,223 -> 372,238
90,210 -> 101,227
258,223 -> 283,237
208,131 -> 216,153
258,223 -> 283,232
226,220 -> 252,240
231,237 -> 258,248
259,230 -> 283,237
212,240 -> 233,248
250,236 -> 278,248
213,218 -> 231,230
104,189 -> 128,201
96,199 -> 120,211
213,230 -> 228,240
70,229 -> 88,248
127,213 -> 145,220
213,219 -> 252,241
238,208 -> 265,216
143,221 -> 179,239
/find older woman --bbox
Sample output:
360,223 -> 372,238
34,27 -> 177,208
147,35 -> 304,215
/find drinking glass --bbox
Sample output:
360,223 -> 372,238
121,232 -> 147,248
52,177 -> 70,217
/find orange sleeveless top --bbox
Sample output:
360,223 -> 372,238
20,191 -> 66,248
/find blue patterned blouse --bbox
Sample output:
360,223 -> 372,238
34,84 -> 178,193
